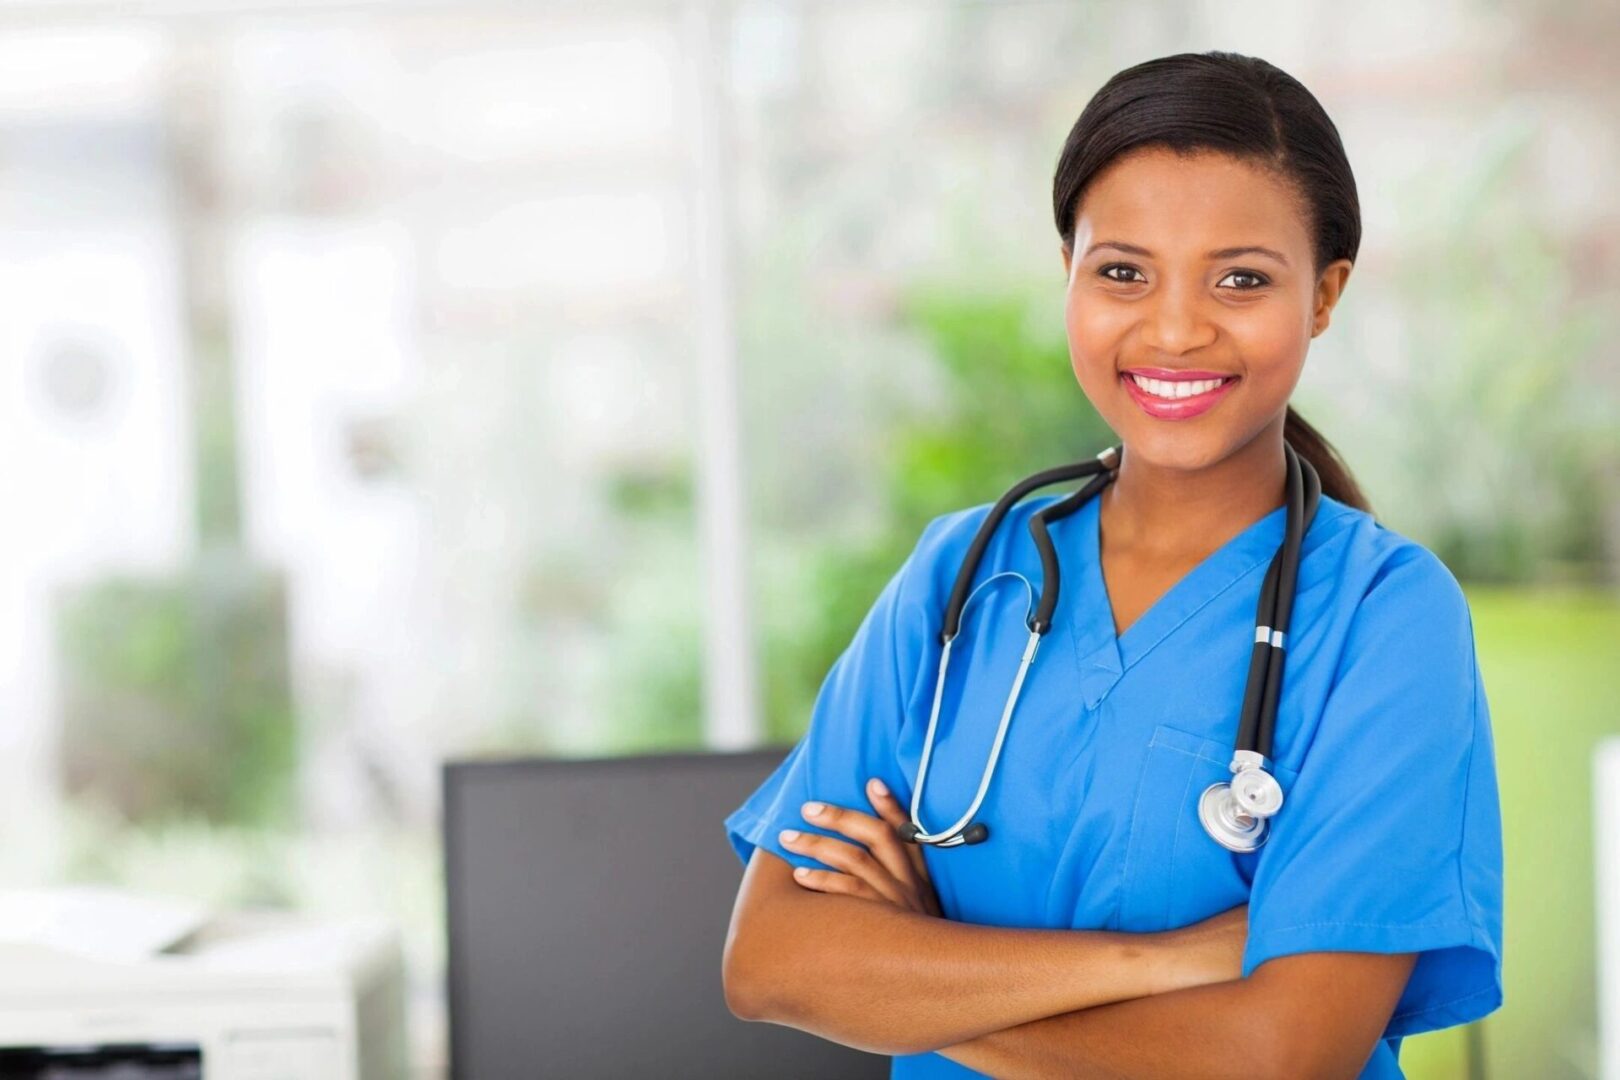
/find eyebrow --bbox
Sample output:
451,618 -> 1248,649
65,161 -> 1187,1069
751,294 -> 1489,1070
1083,240 -> 1290,267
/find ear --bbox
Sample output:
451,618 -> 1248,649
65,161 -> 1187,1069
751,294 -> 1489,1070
1311,259 -> 1353,337
1060,243 -> 1074,281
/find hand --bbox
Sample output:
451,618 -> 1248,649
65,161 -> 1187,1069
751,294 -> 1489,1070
779,777 -> 943,918
1155,902 -> 1249,993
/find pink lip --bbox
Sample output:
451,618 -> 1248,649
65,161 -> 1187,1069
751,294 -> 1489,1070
1121,367 -> 1233,380
1120,371 -> 1239,420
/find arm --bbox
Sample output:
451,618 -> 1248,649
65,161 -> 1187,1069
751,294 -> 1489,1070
932,554 -> 1494,1076
723,847 -> 1204,1056
936,949 -> 1418,1080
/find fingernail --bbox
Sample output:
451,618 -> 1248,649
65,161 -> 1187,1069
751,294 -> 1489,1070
780,829 -> 800,843
803,802 -> 824,817
793,867 -> 810,878
869,778 -> 889,797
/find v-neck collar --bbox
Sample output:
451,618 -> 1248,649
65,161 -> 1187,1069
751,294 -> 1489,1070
1067,492 -> 1289,709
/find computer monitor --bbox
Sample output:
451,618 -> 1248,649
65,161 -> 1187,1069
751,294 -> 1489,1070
443,748 -> 889,1080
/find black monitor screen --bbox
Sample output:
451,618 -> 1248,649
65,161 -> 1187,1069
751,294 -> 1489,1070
444,749 -> 889,1080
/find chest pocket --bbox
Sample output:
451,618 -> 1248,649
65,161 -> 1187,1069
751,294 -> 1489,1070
1115,721 -> 1302,932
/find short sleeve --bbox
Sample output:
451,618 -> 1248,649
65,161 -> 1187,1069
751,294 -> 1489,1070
722,516 -> 947,873
1241,546 -> 1505,1037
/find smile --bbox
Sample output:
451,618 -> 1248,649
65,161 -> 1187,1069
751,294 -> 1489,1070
1119,370 -> 1240,420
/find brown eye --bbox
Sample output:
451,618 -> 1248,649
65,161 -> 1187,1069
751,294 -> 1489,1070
1099,264 -> 1144,284
1219,270 -> 1269,291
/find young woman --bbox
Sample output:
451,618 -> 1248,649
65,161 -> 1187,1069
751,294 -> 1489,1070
721,51 -> 1503,1079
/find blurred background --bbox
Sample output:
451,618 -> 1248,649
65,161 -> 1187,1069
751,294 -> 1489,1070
1,0 -> 1617,1077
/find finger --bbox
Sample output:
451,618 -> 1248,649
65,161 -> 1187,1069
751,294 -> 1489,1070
780,828 -> 908,906
801,800 -> 914,887
790,865 -> 882,902
864,778 -> 936,889
864,777 -> 913,832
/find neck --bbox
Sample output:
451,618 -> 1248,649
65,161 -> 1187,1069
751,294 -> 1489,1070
1101,426 -> 1288,560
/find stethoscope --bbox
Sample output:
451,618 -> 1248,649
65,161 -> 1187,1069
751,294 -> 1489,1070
899,441 -> 1322,854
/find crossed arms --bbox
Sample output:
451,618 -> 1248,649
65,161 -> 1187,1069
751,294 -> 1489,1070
722,846 -> 1416,1080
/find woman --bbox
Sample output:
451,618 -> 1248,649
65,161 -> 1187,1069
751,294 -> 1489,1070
721,50 -> 1503,1079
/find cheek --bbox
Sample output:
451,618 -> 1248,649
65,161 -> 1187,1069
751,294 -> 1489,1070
1063,292 -> 1133,395
1227,315 -> 1312,399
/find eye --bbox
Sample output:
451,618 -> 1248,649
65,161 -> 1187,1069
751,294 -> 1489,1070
1098,263 -> 1144,284
1219,269 -> 1270,291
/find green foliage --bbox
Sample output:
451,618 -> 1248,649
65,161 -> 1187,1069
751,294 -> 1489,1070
599,532 -> 708,755
1362,120 -> 1618,584
887,282 -> 1112,509
605,459 -> 695,520
54,553 -> 297,829
760,280 -> 1113,742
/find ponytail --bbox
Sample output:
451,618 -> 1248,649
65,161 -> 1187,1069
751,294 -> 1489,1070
1285,406 -> 1373,516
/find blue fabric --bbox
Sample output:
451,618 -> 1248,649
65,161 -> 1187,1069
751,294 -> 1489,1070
723,491 -> 1503,1079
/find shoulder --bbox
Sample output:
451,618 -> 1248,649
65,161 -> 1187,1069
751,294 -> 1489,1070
1310,496 -> 1477,687
1317,496 -> 1470,624
904,492 -> 1071,598
896,501 -> 994,609
1283,501 -> 1487,773
912,499 -> 995,564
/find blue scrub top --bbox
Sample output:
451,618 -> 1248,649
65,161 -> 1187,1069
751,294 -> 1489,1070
723,488 -> 1504,1079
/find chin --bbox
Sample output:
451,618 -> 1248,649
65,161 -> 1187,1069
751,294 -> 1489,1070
1114,428 -> 1235,473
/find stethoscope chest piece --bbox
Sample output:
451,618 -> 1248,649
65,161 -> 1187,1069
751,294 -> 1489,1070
1197,782 -> 1267,853
1230,760 -> 1285,817
1197,752 -> 1285,853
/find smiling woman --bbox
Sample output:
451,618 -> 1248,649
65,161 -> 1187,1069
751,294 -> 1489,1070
721,50 -> 1503,1080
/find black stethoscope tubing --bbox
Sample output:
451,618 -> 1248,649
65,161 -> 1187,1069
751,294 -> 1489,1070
902,441 -> 1321,852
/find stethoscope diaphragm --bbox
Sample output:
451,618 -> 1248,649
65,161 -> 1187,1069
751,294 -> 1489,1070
1197,750 -> 1287,853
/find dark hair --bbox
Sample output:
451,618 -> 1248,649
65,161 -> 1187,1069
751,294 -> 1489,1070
1052,50 -> 1373,515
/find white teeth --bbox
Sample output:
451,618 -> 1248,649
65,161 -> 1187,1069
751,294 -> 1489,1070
1128,373 -> 1230,399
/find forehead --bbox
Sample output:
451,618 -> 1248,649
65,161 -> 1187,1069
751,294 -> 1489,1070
1074,147 -> 1310,254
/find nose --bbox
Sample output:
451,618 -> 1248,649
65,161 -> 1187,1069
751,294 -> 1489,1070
1138,280 -> 1217,355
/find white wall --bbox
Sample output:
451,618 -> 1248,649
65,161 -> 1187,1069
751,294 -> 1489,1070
1597,737 -> 1620,1080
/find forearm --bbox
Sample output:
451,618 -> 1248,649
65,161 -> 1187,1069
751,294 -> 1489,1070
937,974 -> 1281,1079
727,889 -> 1173,1056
